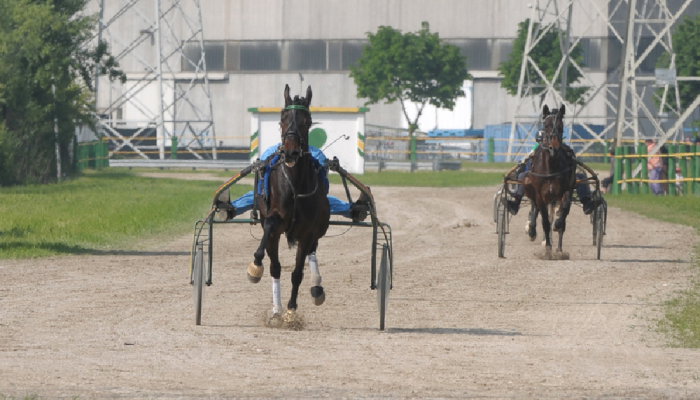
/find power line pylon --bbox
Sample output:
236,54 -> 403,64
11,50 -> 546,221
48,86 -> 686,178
507,0 -> 699,163
88,0 -> 217,160
614,0 -> 700,157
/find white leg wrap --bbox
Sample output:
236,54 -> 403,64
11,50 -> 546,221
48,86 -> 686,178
308,252 -> 320,276
272,278 -> 281,310
308,252 -> 322,286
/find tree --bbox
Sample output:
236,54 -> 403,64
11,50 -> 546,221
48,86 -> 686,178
0,0 -> 124,185
655,14 -> 700,113
350,22 -> 470,162
498,19 -> 587,105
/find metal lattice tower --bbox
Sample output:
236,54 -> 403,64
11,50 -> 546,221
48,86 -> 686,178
507,0 -> 699,162
614,0 -> 700,158
88,0 -> 217,160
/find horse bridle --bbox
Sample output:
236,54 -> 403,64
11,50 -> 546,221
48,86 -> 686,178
281,104 -> 310,159
539,112 -> 562,157
528,111 -> 574,179
278,104 -> 319,236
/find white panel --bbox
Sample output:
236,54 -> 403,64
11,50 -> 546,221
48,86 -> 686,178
401,80 -> 473,132
251,111 -> 365,174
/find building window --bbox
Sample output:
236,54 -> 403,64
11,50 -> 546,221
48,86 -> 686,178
240,41 -> 281,71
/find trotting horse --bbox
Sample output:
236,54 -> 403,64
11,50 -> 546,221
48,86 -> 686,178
522,105 -> 576,257
247,84 -> 330,316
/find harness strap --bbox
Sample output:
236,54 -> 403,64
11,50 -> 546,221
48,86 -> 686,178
527,166 -> 573,179
278,156 -> 321,236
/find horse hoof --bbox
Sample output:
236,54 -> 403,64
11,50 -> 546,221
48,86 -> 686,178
283,309 -> 297,323
247,262 -> 264,283
310,286 -> 325,306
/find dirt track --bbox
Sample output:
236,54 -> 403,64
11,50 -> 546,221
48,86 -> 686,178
1,184 -> 699,399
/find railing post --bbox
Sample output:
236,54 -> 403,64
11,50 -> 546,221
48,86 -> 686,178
668,145 -> 676,196
623,146 -> 634,194
612,147 -> 622,194
487,138 -> 495,163
694,143 -> 700,195
681,142 -> 689,195
171,136 -> 178,160
604,140 -> 610,164
639,143 -> 649,195
99,141 -> 107,168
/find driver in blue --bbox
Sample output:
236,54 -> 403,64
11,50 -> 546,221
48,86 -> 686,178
216,144 -> 370,222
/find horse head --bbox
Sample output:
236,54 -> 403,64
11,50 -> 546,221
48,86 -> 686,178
279,84 -> 313,167
541,104 -> 565,157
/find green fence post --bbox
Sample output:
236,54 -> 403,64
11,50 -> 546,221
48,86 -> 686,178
73,137 -> 78,171
694,143 -> 700,195
96,142 -> 102,169
81,144 -> 87,171
77,144 -> 82,172
681,142 -> 689,195
103,141 -> 109,168
487,138 -> 495,163
634,143 -> 644,195
604,141 -> 610,164
639,143 -> 649,195
623,146 -> 633,194
171,136 -> 178,160
666,145 -> 675,196
612,147 -> 622,194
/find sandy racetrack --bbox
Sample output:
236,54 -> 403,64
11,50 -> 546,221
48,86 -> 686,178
1,184 -> 699,399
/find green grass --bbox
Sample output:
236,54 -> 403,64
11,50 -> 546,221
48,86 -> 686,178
606,193 -> 700,348
606,194 -> 700,232
0,170 -> 250,258
328,170 -> 503,187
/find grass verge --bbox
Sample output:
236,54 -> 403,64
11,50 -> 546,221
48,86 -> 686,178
607,194 -> 700,348
0,170 -> 250,258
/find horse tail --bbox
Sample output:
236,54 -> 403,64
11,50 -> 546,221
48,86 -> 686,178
286,234 -> 297,249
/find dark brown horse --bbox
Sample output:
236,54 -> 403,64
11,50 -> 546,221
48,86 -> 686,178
247,84 -> 330,316
522,105 -> 576,257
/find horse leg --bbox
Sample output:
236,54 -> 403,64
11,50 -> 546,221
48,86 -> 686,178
265,231 -> 283,315
287,241 -> 312,311
527,205 -> 539,241
249,215 -> 278,283
307,242 -> 325,306
539,203 -> 552,256
553,192 -> 572,253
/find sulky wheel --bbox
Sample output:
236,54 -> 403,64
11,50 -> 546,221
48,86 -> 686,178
594,201 -> 606,260
497,194 -> 507,258
192,243 -> 205,325
377,244 -> 391,331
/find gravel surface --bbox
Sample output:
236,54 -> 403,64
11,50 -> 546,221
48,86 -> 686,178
1,185 -> 698,399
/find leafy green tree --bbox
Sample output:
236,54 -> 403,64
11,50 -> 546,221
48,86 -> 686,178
498,19 -> 587,105
0,0 -> 124,185
350,22 -> 470,162
655,14 -> 700,112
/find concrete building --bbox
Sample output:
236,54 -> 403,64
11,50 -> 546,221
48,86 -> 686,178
94,0 -> 700,152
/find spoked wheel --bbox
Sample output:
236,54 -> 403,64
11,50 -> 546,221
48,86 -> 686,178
594,201 -> 606,260
377,244 -> 391,331
192,243 -> 205,325
497,194 -> 507,258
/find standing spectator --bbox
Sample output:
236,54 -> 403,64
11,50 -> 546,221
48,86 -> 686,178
660,144 -> 669,194
675,166 -> 684,195
647,139 -> 664,195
